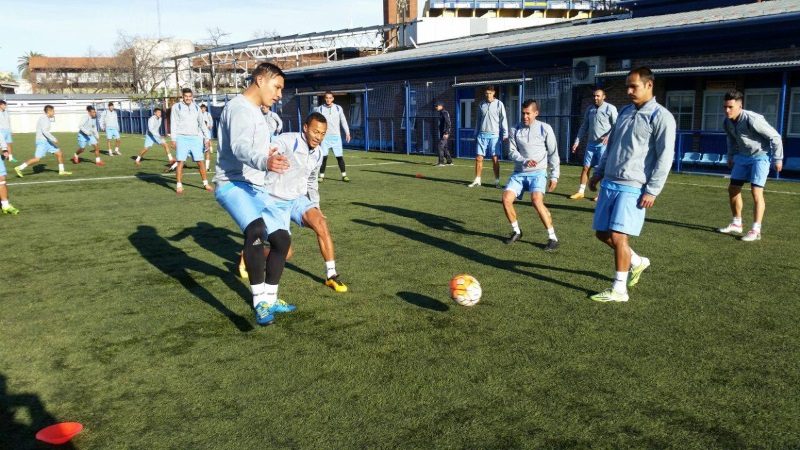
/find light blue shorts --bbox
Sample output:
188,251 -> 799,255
144,134 -> 162,148
0,159 -> 6,177
35,140 -> 59,158
505,171 -> 547,200
321,134 -> 344,157
216,181 -> 271,235
175,135 -> 204,162
77,133 -> 97,149
106,128 -> 120,140
476,132 -> 501,158
584,142 -> 606,168
261,194 -> 316,234
592,180 -> 647,237
1,129 -> 12,143
730,154 -> 770,188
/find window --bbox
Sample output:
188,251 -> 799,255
745,88 -> 780,129
789,88 -> 800,137
702,90 -> 726,131
666,91 -> 695,130
459,98 -> 475,129
349,95 -> 362,127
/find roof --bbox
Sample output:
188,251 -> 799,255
29,56 -> 129,70
597,60 -> 800,77
285,0 -> 800,82
616,0 -> 752,17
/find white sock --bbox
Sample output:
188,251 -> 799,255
205,159 -> 210,167
341,171 -> 347,177
630,250 -> 643,268
475,176 -> 481,183
753,222 -> 762,232
58,163 -> 65,172
114,146 -> 119,152
96,157 -> 101,163
511,221 -> 520,234
495,178 -> 500,184
72,153 -> 78,158
17,162 -> 27,170
547,227 -> 557,241
578,184 -> 586,194
1,200 -> 9,208
264,283 -> 278,306
325,260 -> 337,279
168,153 -> 173,160
613,271 -> 628,294
136,156 -> 141,162
202,179 -> 209,186
732,217 -> 742,226
251,282 -> 267,307
176,182 -> 183,189
169,162 -> 178,170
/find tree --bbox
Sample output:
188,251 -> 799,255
17,51 -> 43,79
115,31 -> 185,95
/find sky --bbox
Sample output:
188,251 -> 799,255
0,0 -> 385,74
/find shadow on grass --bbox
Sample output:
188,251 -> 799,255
134,172 -> 177,192
129,225 -> 254,332
0,373 -> 76,450
479,198 -> 595,215
353,219 -> 604,294
360,169 -> 469,186
397,291 -> 449,312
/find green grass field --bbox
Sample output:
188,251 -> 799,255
1,132 -> 799,449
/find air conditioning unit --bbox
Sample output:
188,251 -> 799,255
572,56 -> 606,86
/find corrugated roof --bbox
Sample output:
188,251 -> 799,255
285,0 -> 800,77
29,56 -> 129,70
597,60 -> 800,77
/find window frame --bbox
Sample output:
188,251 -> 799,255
666,90 -> 696,131
702,90 -> 727,132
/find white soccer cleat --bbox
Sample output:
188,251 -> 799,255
467,179 -> 481,188
740,230 -> 761,242
718,223 -> 743,234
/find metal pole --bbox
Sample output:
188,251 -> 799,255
364,86 -> 370,151
405,81 -> 411,155
776,71 -> 789,179
455,87 -> 461,158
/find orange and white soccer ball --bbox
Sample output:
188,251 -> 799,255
449,274 -> 482,306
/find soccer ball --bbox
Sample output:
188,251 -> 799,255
449,274 -> 482,306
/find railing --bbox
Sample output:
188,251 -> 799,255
429,0 -> 613,10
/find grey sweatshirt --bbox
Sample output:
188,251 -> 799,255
265,132 -> 322,202
213,95 -> 271,186
0,110 -> 11,131
596,97 -> 676,197
36,115 -> 57,144
147,116 -> 163,143
508,121 -> 560,179
313,104 -> 349,136
102,109 -> 118,130
724,109 -> 783,161
170,101 -> 205,138
574,102 -> 618,145
201,111 -> 213,139
0,131 -> 6,150
264,110 -> 283,136
475,99 -> 509,139
78,115 -> 99,138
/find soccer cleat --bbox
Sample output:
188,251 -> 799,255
741,230 -> 761,242
254,301 -> 275,326
590,289 -> 629,303
59,170 -> 72,176
238,255 -> 248,279
96,160 -> 106,167
203,184 -> 214,192
628,257 -> 651,287
14,166 -> 23,178
718,223 -> 743,234
569,192 -> 585,200
495,180 -> 501,188
342,176 -> 351,182
71,155 -> 79,164
176,186 -> 184,195
318,177 -> 324,183
544,239 -> 559,252
135,159 -> 141,167
446,162 -> 454,166
505,231 -> 522,245
434,163 -> 445,167
114,149 -> 122,156
325,275 -> 348,293
269,299 -> 297,314
468,179 -> 481,188
107,150 -> 114,156
2,204 -> 20,215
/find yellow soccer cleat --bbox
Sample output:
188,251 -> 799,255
238,254 -> 248,279
569,192 -> 584,200
325,275 -> 348,293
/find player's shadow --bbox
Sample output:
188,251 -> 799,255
397,291 -> 449,312
360,169 -> 469,186
479,198 -> 595,215
352,202 -> 503,242
353,219 -> 604,294
129,225 -> 254,332
0,373 -> 77,450
31,164 -> 56,174
134,172 -> 177,192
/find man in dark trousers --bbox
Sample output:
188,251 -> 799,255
434,100 -> 453,166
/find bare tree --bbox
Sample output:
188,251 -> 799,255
205,27 -> 231,47
115,31 -> 182,95
251,29 -> 279,40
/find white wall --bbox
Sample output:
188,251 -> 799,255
414,17 -> 564,44
4,98 -> 139,134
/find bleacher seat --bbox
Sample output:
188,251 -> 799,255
699,153 -> 720,165
681,152 -> 701,164
717,154 -> 729,166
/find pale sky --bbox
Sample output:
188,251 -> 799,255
0,0 -> 385,74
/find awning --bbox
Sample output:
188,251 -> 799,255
292,88 -> 373,96
596,60 -> 800,78
452,78 -> 531,87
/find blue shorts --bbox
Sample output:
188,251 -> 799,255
476,132 -> 501,158
35,140 -> 59,158
175,135 -> 204,162
505,171 -> 547,199
1,129 -> 12,143
584,142 -> 606,168
321,134 -> 343,157
144,135 -> 162,148
592,180 -> 647,237
77,133 -> 97,149
106,128 -> 120,140
730,154 -> 770,188
216,181 -> 271,235
261,194 -> 316,234
0,159 -> 6,177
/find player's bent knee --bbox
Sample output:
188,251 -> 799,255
267,229 -> 291,255
244,218 -> 267,244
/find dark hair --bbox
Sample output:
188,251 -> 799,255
86,105 -> 95,111
154,107 -> 163,113
485,85 -> 496,93
250,62 -> 285,83
305,112 -> 327,126
521,99 -> 539,111
44,105 -> 54,112
593,87 -> 606,95
0,100 -> 6,105
724,90 -> 744,102
108,101 -> 115,107
200,103 -> 207,110
324,91 -> 334,96
628,66 -> 654,84
181,88 -> 193,95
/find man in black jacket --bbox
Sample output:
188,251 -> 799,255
434,100 -> 453,166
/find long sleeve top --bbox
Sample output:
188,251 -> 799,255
574,102 -> 618,145
265,132 -> 323,202
147,116 -> 163,144
213,95 -> 271,186
78,115 -> 99,138
170,101 -> 205,138
508,121 -> 560,179
0,110 -> 11,131
474,99 -> 508,139
437,109 -> 451,137
101,110 -> 119,131
35,115 -> 57,144
313,103 -> 349,136
724,109 -> 783,161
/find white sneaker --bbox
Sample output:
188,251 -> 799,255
468,179 -> 481,188
741,229 -> 761,242
718,223 -> 743,234
107,150 -> 114,156
494,179 -> 501,188
114,149 -> 122,156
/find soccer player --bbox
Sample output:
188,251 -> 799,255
200,104 -> 214,169
570,88 -> 618,201
214,62 -> 295,326
261,105 -> 283,141
71,106 -> 105,166
588,67 -> 676,303
313,91 -> 351,182
470,85 -> 508,188
135,108 -> 173,166
717,90 -> 783,242
101,102 -> 121,156
170,88 -> 212,194
0,132 -> 20,214
14,105 -> 72,177
502,99 -> 560,251
434,100 -> 453,166
0,100 -> 17,162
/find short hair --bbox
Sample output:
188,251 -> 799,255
86,105 -> 95,111
154,107 -> 162,113
521,99 -> 539,111
593,88 -> 606,95
305,111 -> 327,126
724,90 -> 744,102
324,91 -> 334,97
250,62 -> 285,82
44,105 -> 54,112
108,101 -> 115,107
181,88 -> 193,95
0,100 -> 6,105
200,103 -> 207,110
485,85 -> 496,93
628,66 -> 654,84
